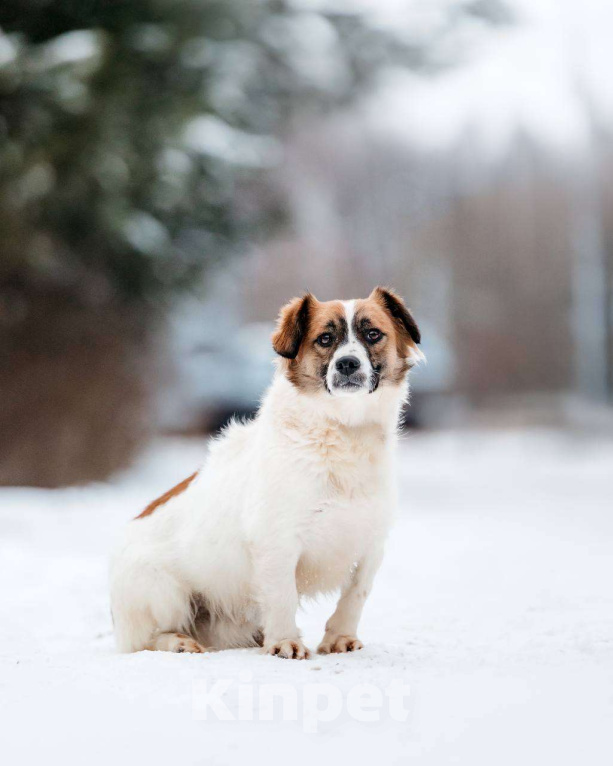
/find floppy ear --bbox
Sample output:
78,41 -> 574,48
272,293 -> 314,359
371,287 -> 421,345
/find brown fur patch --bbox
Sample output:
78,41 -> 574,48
370,287 -> 421,345
135,471 -> 198,520
355,289 -> 420,385
271,294 -> 314,359
274,296 -> 347,392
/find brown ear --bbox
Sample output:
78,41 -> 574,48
371,287 -> 421,345
272,293 -> 314,359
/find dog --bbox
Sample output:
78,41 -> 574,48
110,287 -> 422,658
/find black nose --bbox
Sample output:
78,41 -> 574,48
335,355 -> 361,376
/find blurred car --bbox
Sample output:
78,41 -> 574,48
404,321 -> 455,427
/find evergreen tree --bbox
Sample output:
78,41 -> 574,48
0,0 -> 397,304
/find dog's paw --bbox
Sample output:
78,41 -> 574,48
265,639 -> 311,660
169,634 -> 207,653
147,632 -> 208,653
317,635 -> 363,655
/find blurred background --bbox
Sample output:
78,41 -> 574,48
2,0 -> 613,487
2,7 -> 613,759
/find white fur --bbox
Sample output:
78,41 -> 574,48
326,300 -> 373,396
110,350 -> 409,657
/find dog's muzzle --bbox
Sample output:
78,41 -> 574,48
331,355 -> 368,392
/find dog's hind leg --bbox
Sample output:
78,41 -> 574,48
110,553 -> 205,653
145,632 -> 207,653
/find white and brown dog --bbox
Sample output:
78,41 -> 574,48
110,287 -> 422,658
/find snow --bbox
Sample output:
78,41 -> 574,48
122,211 -> 170,256
36,30 -> 101,69
260,12 -> 350,94
0,30 -> 17,68
1,430 -> 612,764
183,115 -> 281,167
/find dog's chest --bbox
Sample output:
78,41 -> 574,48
294,423 -> 392,594
312,421 -> 388,496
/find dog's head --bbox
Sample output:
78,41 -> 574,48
272,287 -> 422,397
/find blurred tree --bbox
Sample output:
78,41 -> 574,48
0,0 -> 508,485
0,0 -> 385,305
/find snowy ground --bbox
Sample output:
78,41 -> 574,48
1,429 -> 612,765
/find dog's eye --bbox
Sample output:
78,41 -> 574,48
366,329 -> 382,343
317,333 -> 333,347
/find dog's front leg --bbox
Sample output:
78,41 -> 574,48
253,541 -> 310,660
317,545 -> 384,654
